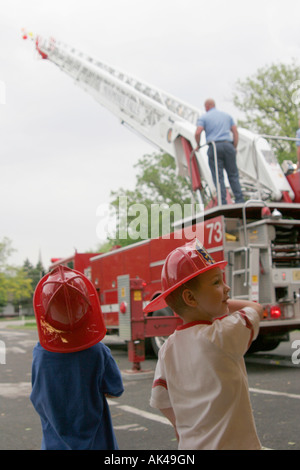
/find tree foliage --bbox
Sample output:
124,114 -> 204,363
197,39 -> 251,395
233,61 -> 300,163
5,266 -> 33,307
0,237 -> 33,310
106,152 -> 194,248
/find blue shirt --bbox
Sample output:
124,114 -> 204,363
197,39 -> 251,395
197,107 -> 235,142
296,128 -> 300,147
30,342 -> 124,450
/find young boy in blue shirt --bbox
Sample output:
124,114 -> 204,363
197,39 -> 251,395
30,265 -> 124,450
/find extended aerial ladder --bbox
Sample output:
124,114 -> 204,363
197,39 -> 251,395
22,31 -> 297,207
23,31 -> 300,357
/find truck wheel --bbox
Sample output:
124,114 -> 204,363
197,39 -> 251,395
149,306 -> 174,357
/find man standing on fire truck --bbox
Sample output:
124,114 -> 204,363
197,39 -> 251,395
195,99 -> 244,205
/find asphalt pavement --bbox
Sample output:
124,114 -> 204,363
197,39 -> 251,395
0,321 -> 300,451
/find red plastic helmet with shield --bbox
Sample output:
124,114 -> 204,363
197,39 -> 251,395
144,238 -> 227,313
33,265 -> 106,353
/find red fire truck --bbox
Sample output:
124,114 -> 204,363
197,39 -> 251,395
25,32 -> 300,369
50,252 -> 96,274
50,199 -> 300,368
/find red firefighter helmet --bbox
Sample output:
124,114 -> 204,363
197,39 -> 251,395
144,238 -> 227,313
33,265 -> 106,353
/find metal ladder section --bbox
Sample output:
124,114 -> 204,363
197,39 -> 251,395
228,245 -> 271,302
227,200 -> 272,303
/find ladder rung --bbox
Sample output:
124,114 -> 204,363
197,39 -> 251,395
232,269 -> 249,276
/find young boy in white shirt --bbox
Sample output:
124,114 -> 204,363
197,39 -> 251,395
145,239 -> 263,450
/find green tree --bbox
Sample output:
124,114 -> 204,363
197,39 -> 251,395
0,273 -> 8,308
6,266 -> 33,309
0,237 -> 15,269
107,152 -> 195,247
0,237 -> 14,307
0,238 -> 33,311
23,258 -> 45,290
233,61 -> 300,163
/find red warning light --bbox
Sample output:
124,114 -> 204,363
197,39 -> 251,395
270,306 -> 281,319
120,301 -> 127,314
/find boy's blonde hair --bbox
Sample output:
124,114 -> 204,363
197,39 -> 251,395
165,274 -> 201,316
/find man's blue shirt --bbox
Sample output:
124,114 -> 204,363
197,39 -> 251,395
197,107 -> 235,142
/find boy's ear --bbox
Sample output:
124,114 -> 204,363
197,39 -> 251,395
182,288 -> 197,307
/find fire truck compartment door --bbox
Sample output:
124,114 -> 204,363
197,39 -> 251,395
117,274 -> 132,341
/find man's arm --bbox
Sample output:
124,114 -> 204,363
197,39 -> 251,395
195,125 -> 204,150
297,145 -> 300,169
231,125 -> 239,149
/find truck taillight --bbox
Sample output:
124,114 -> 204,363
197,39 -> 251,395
270,306 -> 281,319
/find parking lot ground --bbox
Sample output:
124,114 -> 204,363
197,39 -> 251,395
0,324 -> 299,451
